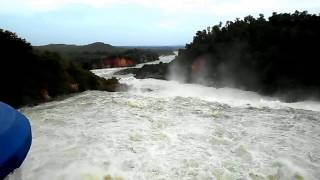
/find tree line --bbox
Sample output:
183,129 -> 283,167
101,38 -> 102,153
0,29 -> 125,108
173,11 -> 320,101
35,43 -> 161,70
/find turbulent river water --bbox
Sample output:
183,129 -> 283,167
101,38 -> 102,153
9,54 -> 320,180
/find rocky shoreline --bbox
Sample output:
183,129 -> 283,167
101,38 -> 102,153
116,62 -> 170,80
22,77 -> 129,108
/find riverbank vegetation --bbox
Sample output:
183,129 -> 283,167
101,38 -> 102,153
0,29 -> 126,108
132,11 -> 320,102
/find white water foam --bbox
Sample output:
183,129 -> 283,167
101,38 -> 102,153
8,54 -> 320,180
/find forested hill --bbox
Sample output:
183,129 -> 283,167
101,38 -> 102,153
0,29 -> 126,108
36,43 -> 181,55
35,43 -> 178,69
171,11 -> 320,101
35,42 -> 119,54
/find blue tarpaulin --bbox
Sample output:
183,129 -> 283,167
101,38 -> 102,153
0,102 -> 32,179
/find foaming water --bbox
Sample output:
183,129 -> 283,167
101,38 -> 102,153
93,53 -> 320,112
123,77 -> 320,112
91,52 -> 177,79
9,54 -> 320,180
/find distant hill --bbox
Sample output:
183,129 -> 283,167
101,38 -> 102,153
34,42 -> 122,54
35,43 -> 182,56
34,43 -> 182,69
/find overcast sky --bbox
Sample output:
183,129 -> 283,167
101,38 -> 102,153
1,0 -> 319,46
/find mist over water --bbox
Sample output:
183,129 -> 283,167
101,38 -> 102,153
8,55 -> 320,180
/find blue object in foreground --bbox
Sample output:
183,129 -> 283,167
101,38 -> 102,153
0,102 -> 32,179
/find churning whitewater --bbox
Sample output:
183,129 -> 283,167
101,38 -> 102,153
9,54 -> 320,180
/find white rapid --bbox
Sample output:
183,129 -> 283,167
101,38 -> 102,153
9,54 -> 320,180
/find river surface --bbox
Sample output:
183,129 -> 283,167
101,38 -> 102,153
8,54 -> 320,180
